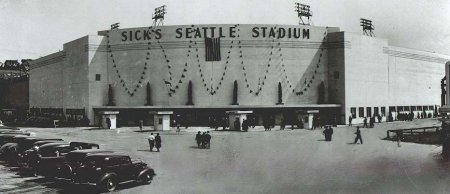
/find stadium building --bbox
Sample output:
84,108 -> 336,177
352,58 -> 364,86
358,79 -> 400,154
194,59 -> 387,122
28,23 -> 449,128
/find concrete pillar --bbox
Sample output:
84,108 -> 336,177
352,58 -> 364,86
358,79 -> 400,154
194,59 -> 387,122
99,111 -> 119,129
149,111 -> 173,131
226,110 -> 253,131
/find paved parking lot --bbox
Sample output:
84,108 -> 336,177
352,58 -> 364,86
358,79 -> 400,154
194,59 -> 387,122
1,118 -> 450,194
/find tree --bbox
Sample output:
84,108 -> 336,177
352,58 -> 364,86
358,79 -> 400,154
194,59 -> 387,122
232,80 -> 239,105
107,84 -> 115,106
186,80 -> 194,105
145,82 -> 152,106
276,82 -> 284,105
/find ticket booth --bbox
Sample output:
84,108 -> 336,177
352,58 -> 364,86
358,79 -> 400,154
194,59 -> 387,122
99,111 -> 119,129
226,110 -> 253,131
149,111 -> 173,131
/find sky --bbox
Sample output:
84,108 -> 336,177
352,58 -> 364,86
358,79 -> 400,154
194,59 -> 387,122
0,0 -> 449,61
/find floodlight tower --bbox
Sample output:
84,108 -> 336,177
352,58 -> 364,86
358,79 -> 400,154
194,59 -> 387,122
360,18 -> 375,37
295,2 -> 313,25
110,23 -> 120,30
152,5 -> 167,27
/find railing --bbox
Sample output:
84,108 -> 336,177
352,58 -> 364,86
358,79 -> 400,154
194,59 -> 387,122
386,126 -> 441,138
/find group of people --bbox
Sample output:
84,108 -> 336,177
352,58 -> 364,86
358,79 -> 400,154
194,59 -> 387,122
147,133 -> 162,152
348,115 -> 382,128
322,126 -> 334,141
195,131 -> 212,149
322,126 -> 363,144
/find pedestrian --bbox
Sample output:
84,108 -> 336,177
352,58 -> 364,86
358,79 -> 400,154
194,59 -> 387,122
139,120 -> 143,131
363,117 -> 368,128
106,118 -> 111,129
234,118 -> 241,131
348,116 -> 352,126
148,133 -> 155,151
206,131 -> 211,149
195,131 -> 202,148
201,132 -> 207,149
222,117 -> 227,130
323,126 -> 333,141
396,130 -> 403,147
280,118 -> 285,130
155,133 -> 162,152
328,126 -> 334,141
377,115 -> 382,123
354,127 -> 363,144
175,119 -> 181,133
242,119 -> 249,132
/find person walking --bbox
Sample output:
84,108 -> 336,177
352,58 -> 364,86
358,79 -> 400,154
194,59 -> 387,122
328,126 -> 334,141
201,132 -> 207,149
195,131 -> 202,148
348,116 -> 353,126
155,133 -> 162,152
139,120 -> 143,131
205,131 -> 211,149
363,117 -> 368,128
280,118 -> 286,130
234,118 -> 241,131
396,130 -> 403,147
354,127 -> 363,144
242,119 -> 249,132
148,133 -> 155,152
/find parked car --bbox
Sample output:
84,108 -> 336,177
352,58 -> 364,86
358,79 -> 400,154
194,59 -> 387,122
0,134 -> 29,146
73,153 -> 155,192
33,142 -> 100,177
18,139 -> 65,165
0,137 -> 64,163
0,130 -> 31,136
44,149 -> 115,179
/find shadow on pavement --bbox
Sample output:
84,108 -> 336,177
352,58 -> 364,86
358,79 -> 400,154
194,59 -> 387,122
24,177 -> 146,194
136,149 -> 152,152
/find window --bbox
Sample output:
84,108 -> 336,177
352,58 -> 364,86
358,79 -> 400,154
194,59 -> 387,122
366,107 -> 372,117
411,106 -> 416,111
95,74 -> 101,81
423,106 -> 429,110
334,71 -> 340,79
404,106 -> 410,111
381,107 -> 386,116
417,106 -> 422,111
398,106 -> 404,112
429,106 -> 434,110
374,107 -> 379,116
158,118 -> 163,124
350,108 -> 356,118
389,106 -> 396,113
359,107 -> 364,118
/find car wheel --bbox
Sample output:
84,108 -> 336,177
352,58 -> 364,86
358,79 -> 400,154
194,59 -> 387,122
137,173 -> 153,185
99,177 -> 117,192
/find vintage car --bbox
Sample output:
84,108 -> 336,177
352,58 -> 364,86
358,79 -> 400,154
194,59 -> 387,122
0,134 -> 30,146
18,139 -> 65,165
0,130 -> 31,136
73,153 -> 155,192
43,149 -> 115,179
0,137 -> 64,163
32,142 -> 100,177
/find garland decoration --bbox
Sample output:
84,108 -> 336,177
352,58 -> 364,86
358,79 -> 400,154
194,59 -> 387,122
106,31 -> 150,97
192,24 -> 239,95
238,35 -> 276,96
295,27 -> 328,96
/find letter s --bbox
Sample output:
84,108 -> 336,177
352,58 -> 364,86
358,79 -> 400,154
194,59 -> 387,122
121,31 -> 127,41
252,27 -> 259,38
